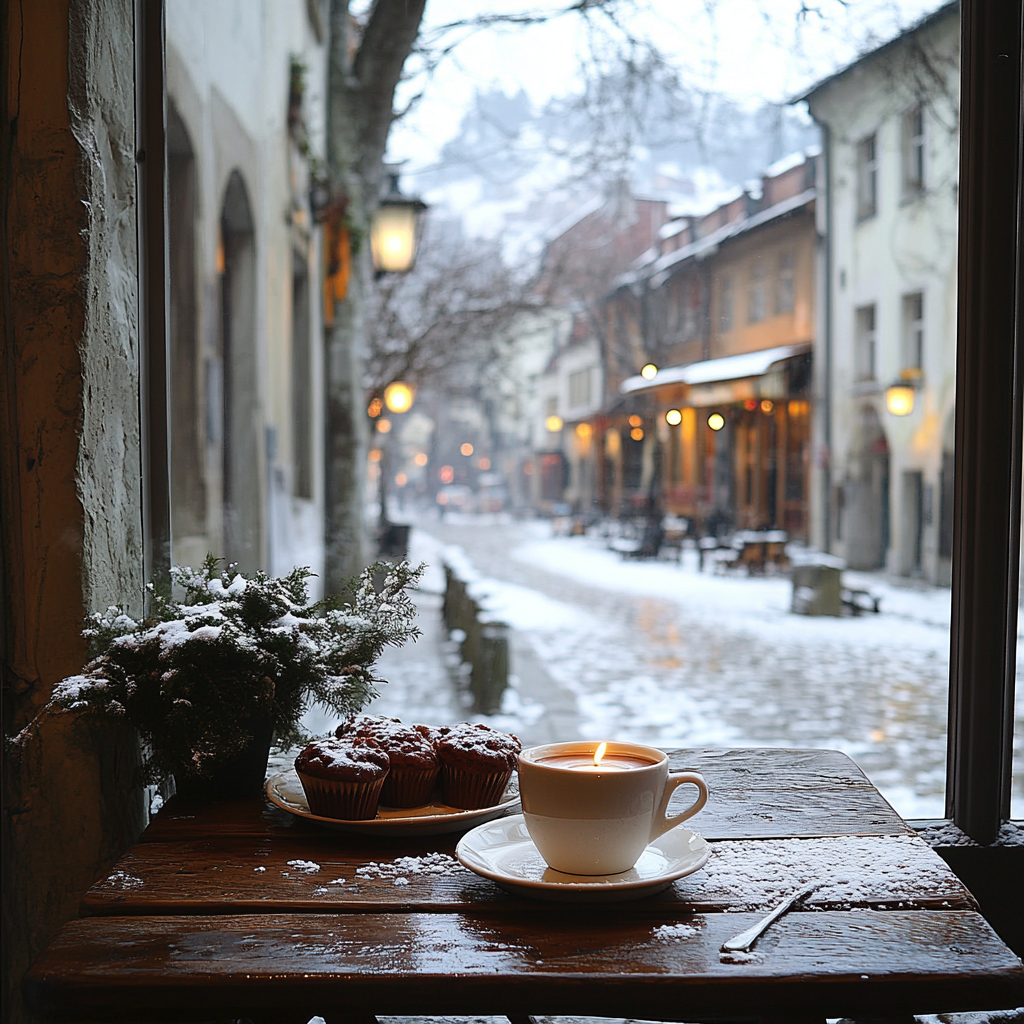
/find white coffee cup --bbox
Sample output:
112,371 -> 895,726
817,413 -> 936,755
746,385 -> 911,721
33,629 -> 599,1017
518,740 -> 709,875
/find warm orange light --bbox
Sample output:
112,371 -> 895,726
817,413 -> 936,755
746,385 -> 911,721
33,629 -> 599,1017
395,472 -> 408,487
440,465 -> 454,483
665,409 -> 682,426
708,413 -> 725,431
460,442 -> 474,456
367,397 -> 383,418
592,742 -> 608,767
641,363 -> 658,380
545,415 -> 563,432
761,400 -> 774,414
384,381 -> 415,413
788,399 -> 808,417
631,427 -> 644,441
744,398 -> 758,411
413,452 -> 428,467
886,384 -> 915,416
628,415 -> 642,428
575,422 -> 593,439
377,418 -> 392,433
216,235 -> 225,275
479,457 -> 491,470
368,448 -> 382,463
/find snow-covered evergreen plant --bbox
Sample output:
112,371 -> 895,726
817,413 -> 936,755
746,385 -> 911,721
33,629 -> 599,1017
51,557 -> 423,783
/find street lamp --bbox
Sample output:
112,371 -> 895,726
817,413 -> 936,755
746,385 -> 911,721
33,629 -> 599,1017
885,369 -> 922,416
384,381 -> 415,413
370,168 -> 427,274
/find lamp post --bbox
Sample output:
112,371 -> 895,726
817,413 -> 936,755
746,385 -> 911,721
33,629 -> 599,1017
370,167 -> 427,275
376,381 -> 416,556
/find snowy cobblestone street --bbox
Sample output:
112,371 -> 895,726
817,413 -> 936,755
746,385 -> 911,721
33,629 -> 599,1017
355,515 -> 1024,821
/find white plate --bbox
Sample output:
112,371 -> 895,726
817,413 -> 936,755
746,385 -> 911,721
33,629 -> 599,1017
457,814 -> 710,902
265,769 -> 521,836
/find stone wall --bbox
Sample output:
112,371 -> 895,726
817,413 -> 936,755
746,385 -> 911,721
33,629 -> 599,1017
2,3 -> 147,1023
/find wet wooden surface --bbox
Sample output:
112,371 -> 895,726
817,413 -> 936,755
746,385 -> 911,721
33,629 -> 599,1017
79,833 -> 976,917
26,910 -> 1024,1019
24,747 -> 1024,1021
139,748 -> 911,844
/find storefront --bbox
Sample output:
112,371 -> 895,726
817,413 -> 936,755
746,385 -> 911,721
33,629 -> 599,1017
618,344 -> 812,537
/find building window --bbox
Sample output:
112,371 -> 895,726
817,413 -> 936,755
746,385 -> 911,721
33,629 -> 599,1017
902,105 -> 925,198
855,304 -> 877,381
720,276 -> 734,330
683,278 -> 700,339
902,292 -> 924,371
748,263 -> 766,323
776,251 -> 795,314
568,368 -> 591,409
857,133 -> 878,220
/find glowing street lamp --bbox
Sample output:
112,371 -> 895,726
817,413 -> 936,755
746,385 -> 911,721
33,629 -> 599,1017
384,381 -> 415,413
370,168 -> 428,274
641,363 -> 658,380
545,415 -> 563,432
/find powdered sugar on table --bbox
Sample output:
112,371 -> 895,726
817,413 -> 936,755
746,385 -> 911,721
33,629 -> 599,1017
355,853 -> 462,885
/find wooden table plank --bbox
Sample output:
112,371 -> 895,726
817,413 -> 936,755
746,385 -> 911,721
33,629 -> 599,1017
25,911 -> 1024,1020
80,833 -> 976,917
139,749 -> 910,844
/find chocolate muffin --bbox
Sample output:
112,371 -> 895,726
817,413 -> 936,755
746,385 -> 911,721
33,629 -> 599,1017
335,713 -> 402,737
294,737 -> 390,819
356,719 -> 440,807
434,722 -> 521,809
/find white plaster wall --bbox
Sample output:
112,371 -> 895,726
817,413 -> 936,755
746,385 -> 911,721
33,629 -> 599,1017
167,0 -> 328,593
808,7 -> 959,582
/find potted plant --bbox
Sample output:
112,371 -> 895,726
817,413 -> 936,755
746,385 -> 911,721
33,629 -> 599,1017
50,557 -> 423,797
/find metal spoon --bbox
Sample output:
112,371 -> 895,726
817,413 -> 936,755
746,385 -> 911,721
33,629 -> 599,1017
720,882 -> 820,953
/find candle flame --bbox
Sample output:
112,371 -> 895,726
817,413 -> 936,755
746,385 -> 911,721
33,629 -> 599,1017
593,742 -> 608,767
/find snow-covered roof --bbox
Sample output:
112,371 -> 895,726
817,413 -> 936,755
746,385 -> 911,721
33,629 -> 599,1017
620,342 -> 811,395
793,0 -> 959,104
613,188 -> 816,292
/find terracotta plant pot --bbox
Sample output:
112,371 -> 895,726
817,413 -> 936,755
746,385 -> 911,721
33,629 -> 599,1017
172,717 -> 275,800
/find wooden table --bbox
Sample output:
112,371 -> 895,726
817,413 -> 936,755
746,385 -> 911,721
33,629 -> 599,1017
24,748 -> 1024,1023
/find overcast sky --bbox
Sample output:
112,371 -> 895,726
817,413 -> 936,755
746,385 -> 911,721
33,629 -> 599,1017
382,0 -> 944,173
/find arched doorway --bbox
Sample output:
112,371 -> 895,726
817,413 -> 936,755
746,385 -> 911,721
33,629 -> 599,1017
219,171 -> 261,571
845,404 -> 890,570
167,103 -> 206,567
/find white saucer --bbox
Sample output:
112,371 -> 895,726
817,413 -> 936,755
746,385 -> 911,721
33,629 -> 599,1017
265,769 -> 520,836
456,814 -> 710,902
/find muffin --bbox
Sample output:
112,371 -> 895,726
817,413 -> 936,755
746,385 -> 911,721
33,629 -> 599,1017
434,722 -> 521,809
294,737 -> 390,819
335,713 -> 402,737
349,719 -> 440,808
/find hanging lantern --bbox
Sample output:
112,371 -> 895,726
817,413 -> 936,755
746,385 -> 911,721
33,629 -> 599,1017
885,370 -> 922,416
370,168 -> 427,274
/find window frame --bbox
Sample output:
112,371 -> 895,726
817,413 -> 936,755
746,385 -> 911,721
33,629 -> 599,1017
945,0 -> 1023,842
854,303 -> 877,381
901,291 -> 925,372
856,132 -> 879,220
902,103 -> 926,199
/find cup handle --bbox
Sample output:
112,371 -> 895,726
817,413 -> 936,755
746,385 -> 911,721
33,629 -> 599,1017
650,771 -> 709,841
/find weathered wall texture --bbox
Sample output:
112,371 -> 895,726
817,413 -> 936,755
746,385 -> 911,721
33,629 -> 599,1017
2,3 -> 146,1023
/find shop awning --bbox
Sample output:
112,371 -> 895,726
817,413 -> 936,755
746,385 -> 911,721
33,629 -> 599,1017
619,342 -> 811,406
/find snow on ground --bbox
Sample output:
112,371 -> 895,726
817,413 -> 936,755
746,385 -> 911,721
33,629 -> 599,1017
300,513 -> 1023,821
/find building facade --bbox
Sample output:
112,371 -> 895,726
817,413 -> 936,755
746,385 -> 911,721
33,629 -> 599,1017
802,1 -> 959,582
604,152 -> 818,536
166,2 -> 329,589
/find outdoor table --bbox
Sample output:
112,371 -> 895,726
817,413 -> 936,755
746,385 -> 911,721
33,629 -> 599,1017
24,748 -> 1024,1023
